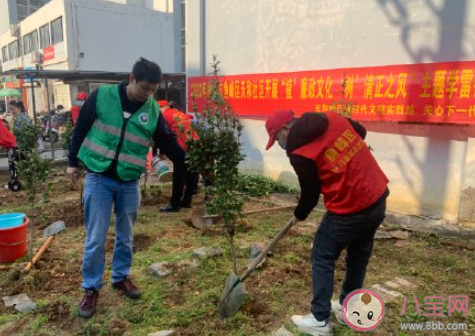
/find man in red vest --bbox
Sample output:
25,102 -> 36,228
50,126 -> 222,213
265,110 -> 389,336
159,103 -> 199,211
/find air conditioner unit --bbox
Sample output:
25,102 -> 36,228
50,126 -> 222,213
31,51 -> 44,64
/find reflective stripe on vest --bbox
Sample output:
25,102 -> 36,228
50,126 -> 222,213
93,120 -> 150,147
82,138 -> 147,168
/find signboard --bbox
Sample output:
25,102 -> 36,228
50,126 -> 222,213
188,61 -> 475,124
43,46 -> 55,61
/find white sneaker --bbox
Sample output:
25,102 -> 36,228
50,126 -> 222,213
331,300 -> 346,325
291,313 -> 333,336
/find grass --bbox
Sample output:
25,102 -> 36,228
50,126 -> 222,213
0,179 -> 474,335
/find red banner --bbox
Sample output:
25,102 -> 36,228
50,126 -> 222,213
188,61 -> 475,124
43,46 -> 55,61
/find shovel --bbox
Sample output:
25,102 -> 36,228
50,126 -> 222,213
24,221 -> 65,271
217,217 -> 297,318
191,204 -> 295,228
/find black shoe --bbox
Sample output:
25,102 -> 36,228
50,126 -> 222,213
160,203 -> 181,212
78,289 -> 99,318
112,278 -> 142,299
181,199 -> 192,208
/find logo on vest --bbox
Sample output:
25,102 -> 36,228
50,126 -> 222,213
138,113 -> 150,125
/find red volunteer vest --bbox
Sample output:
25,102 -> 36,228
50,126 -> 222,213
162,108 -> 198,150
292,113 -> 388,214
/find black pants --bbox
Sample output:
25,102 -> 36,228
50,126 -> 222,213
170,163 -> 198,207
310,193 -> 387,321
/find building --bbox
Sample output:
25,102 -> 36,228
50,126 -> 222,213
0,0 -> 184,115
187,0 -> 475,225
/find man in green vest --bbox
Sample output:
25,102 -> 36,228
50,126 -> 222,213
67,58 -> 185,318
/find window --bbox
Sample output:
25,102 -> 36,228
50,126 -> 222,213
2,46 -> 8,62
8,41 -> 19,60
39,23 -> 50,49
23,30 -> 39,55
51,17 -> 63,45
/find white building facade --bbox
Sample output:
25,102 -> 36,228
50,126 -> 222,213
1,0 -> 183,112
186,0 -> 475,225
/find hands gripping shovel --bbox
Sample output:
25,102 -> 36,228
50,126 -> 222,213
217,216 -> 298,318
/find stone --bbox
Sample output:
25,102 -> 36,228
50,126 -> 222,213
193,247 -> 224,259
272,325 -> 294,336
2,293 -> 30,307
371,284 -> 402,304
394,277 -> 417,289
250,242 -> 267,259
43,221 -> 66,238
15,301 -> 37,313
148,330 -> 177,336
149,262 -> 172,278
384,281 -> 402,290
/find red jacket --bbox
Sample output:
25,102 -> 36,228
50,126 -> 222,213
292,112 -> 388,214
162,108 -> 198,150
70,105 -> 80,125
0,120 -> 16,148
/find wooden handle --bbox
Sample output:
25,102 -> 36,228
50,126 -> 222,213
239,217 -> 296,282
24,236 -> 54,271
0,266 -> 11,271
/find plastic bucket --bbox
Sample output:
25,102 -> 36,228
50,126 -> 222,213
0,217 -> 28,263
0,213 -> 26,229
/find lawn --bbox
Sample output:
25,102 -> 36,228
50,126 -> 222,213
0,172 -> 474,335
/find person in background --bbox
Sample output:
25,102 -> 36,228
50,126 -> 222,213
159,99 -> 199,212
67,57 -> 185,319
70,92 -> 88,126
8,101 -> 32,151
265,110 -> 389,336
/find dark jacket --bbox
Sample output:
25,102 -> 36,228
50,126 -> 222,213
68,82 -> 185,181
287,113 -> 368,220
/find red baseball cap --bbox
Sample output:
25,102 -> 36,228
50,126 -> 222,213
265,110 -> 295,150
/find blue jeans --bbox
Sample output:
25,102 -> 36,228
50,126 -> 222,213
82,173 -> 140,290
311,194 -> 387,321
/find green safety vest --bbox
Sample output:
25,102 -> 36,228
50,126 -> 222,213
78,85 -> 158,181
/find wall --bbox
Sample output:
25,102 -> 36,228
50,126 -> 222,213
65,0 -> 176,72
187,0 -> 475,223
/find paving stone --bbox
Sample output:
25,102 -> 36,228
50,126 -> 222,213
394,277 -> 417,289
193,247 -> 224,259
384,281 -> 402,290
149,262 -> 172,278
15,301 -> 37,313
371,284 -> 401,304
2,293 -> 30,307
148,330 -> 177,336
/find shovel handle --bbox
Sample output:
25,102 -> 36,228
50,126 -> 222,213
239,217 -> 297,283
24,236 -> 54,271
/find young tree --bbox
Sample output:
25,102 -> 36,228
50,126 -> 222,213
186,55 -> 245,273
15,124 -> 52,264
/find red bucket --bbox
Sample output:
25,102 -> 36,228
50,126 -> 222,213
0,217 -> 28,263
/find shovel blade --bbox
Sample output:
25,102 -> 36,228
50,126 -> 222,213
217,272 -> 248,318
